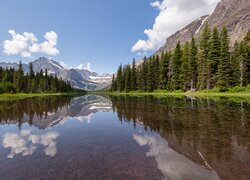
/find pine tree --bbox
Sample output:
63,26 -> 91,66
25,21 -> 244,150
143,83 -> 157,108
124,65 -> 131,92
131,59 -> 137,91
147,59 -> 154,92
154,55 -> 161,89
180,42 -> 189,91
111,74 -> 116,91
140,57 -> 148,91
171,42 -> 182,90
28,63 -> 34,92
116,64 -> 123,91
29,63 -> 34,78
230,41 -> 240,86
16,60 -> 24,92
217,27 -> 230,88
197,23 -> 211,90
244,29 -> 250,85
188,37 -> 198,90
209,27 -> 221,88
160,51 -> 170,89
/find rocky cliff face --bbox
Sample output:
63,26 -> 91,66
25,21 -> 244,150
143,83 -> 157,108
156,0 -> 250,54
204,0 -> 250,44
156,15 -> 209,54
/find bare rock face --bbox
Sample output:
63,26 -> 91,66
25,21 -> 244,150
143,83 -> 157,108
156,0 -> 250,54
156,15 -> 209,54
204,0 -> 250,44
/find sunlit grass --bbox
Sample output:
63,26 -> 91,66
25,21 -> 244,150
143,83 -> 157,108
0,93 -> 75,101
104,89 -> 250,97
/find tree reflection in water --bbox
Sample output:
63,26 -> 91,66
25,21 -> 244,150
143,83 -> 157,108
110,95 -> 250,179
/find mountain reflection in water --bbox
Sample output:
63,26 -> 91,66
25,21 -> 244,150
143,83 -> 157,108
0,95 -> 249,180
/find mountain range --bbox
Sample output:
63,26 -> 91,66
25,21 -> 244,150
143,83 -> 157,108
156,0 -> 250,54
0,57 -> 112,90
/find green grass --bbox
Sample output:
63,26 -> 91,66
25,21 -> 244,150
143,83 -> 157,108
0,93 -> 76,101
103,89 -> 250,97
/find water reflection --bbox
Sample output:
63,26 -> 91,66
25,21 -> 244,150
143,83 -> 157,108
1,95 -> 112,160
0,95 -> 249,179
110,95 -> 250,180
133,133 -> 219,180
3,130 -> 59,158
0,95 -> 112,129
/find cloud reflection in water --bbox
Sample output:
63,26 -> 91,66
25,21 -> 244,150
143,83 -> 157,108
2,130 -> 59,158
133,133 -> 220,180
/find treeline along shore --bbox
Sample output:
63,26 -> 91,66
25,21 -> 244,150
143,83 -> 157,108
0,61 -> 72,94
111,25 -> 250,94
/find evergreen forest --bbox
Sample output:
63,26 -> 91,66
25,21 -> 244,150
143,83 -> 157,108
111,25 -> 250,92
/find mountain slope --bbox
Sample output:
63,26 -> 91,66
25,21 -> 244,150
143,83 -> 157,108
156,0 -> 250,54
156,15 -> 209,54
0,57 -> 112,90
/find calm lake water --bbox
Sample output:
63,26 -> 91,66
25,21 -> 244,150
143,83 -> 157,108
0,95 -> 249,180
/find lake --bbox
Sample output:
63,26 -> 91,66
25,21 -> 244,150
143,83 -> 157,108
0,95 -> 249,180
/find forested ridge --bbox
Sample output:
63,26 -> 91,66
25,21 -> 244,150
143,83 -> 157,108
111,25 -> 250,92
0,61 -> 72,93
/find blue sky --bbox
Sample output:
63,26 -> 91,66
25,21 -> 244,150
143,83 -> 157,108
0,0 -> 219,74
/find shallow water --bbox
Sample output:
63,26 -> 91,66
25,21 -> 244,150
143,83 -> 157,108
0,95 -> 249,179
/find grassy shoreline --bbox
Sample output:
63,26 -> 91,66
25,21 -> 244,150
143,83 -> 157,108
100,90 -> 250,97
0,93 -> 76,101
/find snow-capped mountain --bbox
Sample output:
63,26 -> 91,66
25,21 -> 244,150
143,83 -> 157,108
0,57 -> 112,90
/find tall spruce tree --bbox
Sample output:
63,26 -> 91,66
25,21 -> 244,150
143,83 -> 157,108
171,42 -> 182,90
116,64 -> 123,91
180,42 -> 189,91
208,27 -> 221,88
16,60 -> 24,92
141,57 -> 148,91
160,51 -> 170,89
230,41 -> 240,86
244,29 -> 250,85
147,59 -> 154,92
217,27 -> 230,88
111,74 -> 116,91
124,65 -> 131,92
188,37 -> 198,90
131,59 -> 137,91
154,55 -> 161,89
197,23 -> 211,90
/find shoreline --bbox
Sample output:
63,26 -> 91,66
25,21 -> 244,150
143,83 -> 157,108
0,93 -> 76,101
98,91 -> 250,97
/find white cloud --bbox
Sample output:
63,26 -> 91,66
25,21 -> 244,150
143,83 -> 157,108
3,30 -> 60,57
132,0 -> 220,53
76,62 -> 92,72
2,130 -> 59,158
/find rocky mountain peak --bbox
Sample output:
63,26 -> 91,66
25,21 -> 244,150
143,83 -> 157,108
0,57 -> 112,90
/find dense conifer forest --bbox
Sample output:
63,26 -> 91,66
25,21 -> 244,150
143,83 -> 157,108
0,61 -> 72,94
111,25 -> 250,92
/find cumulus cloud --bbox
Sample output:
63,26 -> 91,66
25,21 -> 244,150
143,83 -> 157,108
76,62 -> 92,72
2,130 -> 59,158
3,30 -> 60,57
132,0 -> 220,53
